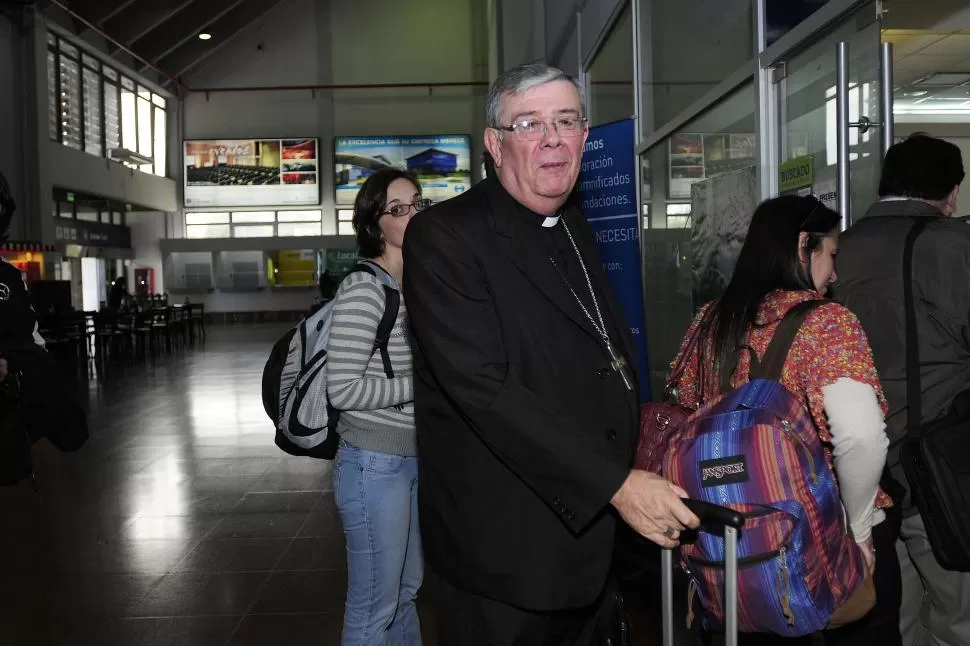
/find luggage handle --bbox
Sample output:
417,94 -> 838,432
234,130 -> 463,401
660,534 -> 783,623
682,498 -> 745,530
663,500 -> 742,646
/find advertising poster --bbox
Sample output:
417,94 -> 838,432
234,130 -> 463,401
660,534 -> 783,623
580,118 -> 651,402
184,139 -> 320,208
779,155 -> 814,196
334,135 -> 472,205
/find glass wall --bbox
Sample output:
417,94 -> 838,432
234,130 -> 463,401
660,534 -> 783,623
47,32 -> 169,178
637,0 -> 753,137
185,210 -> 326,239
639,81 -> 757,397
587,5 -> 634,126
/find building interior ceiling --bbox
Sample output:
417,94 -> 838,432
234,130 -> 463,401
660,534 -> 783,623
10,0 -> 289,87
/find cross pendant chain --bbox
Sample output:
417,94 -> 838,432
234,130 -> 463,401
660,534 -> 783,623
554,219 -> 634,393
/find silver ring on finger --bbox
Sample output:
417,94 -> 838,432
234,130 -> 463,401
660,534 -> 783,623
663,526 -> 676,539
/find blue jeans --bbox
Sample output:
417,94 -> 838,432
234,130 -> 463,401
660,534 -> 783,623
334,440 -> 423,646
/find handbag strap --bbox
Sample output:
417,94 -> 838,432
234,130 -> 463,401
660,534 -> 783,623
667,314 -> 706,397
903,218 -> 930,440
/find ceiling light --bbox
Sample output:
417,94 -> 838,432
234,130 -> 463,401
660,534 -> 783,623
904,90 -> 928,97
199,33 -> 212,40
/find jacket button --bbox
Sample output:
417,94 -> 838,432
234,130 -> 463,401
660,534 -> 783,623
606,428 -> 617,441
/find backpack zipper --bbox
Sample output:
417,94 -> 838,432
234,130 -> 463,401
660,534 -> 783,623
780,419 -> 817,484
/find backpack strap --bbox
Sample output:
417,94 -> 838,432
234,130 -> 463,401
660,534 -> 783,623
348,261 -> 400,379
752,299 -> 827,382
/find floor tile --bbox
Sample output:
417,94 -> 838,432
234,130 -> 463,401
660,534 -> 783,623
132,572 -> 271,617
173,538 -> 292,573
227,613 -> 342,646
250,571 -> 347,614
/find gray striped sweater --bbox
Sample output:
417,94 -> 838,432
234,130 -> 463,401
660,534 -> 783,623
326,268 -> 416,457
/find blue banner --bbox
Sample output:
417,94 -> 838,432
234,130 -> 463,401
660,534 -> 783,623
579,119 -> 651,402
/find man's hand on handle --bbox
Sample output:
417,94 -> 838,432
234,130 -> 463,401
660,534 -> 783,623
611,470 -> 701,548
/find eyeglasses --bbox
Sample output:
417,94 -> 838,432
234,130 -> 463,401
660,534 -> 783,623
382,198 -> 434,217
497,116 -> 588,141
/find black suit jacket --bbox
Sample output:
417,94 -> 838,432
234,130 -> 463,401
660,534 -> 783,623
403,176 -> 639,611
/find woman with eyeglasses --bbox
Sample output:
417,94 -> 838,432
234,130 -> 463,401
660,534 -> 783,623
666,195 -> 901,644
327,168 -> 432,646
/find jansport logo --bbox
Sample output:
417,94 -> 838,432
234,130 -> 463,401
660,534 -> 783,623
700,455 -> 748,487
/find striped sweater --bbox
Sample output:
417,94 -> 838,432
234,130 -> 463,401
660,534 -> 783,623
326,267 -> 416,457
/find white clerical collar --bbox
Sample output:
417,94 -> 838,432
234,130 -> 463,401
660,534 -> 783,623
542,215 -> 561,228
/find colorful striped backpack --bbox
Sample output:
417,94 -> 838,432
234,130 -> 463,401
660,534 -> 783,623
663,300 -> 868,637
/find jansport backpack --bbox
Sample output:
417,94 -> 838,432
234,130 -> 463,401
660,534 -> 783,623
663,300 -> 868,637
261,261 -> 400,459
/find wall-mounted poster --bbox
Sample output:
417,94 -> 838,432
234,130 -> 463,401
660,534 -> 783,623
184,138 -> 320,208
335,135 -> 472,206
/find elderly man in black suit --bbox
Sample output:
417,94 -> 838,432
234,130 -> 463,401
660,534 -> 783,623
403,62 -> 699,645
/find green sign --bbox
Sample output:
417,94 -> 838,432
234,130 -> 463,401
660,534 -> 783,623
66,192 -> 75,202
325,248 -> 358,277
779,156 -> 814,194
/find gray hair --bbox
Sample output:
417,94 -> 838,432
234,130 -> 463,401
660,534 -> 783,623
485,62 -> 586,128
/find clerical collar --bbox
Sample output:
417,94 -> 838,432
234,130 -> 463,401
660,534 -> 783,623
485,176 -> 565,229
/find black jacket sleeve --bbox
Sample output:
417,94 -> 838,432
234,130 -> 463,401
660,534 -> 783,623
403,215 -> 630,532
0,261 -> 38,345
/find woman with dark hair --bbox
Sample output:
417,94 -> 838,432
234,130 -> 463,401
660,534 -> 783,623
668,195 -> 901,645
326,168 -> 432,645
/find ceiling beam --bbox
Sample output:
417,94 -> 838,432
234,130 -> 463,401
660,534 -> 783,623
127,0 -> 198,45
97,0 -> 140,26
137,0 -> 247,75
166,0 -> 290,82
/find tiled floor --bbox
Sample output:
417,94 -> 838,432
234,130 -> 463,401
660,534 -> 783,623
0,323 -> 677,646
0,325 -> 366,645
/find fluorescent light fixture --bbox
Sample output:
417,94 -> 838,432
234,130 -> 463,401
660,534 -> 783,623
109,147 -> 153,165
198,32 -> 212,40
894,107 -> 970,115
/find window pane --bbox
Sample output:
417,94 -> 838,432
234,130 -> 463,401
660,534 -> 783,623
58,39 -> 78,58
278,222 -> 322,236
337,209 -> 353,222
58,56 -> 82,149
232,211 -> 275,223
153,107 -> 166,177
121,88 -> 136,151
104,81 -> 120,153
112,212 -> 122,225
338,221 -> 355,236
233,225 -> 275,238
82,67 -> 102,156
47,32 -> 56,47
103,66 -> 118,81
152,93 -> 166,108
185,212 -> 230,225
277,210 -> 322,222
81,53 -> 99,70
137,96 -> 152,171
76,208 -> 98,222
120,76 -> 135,90
186,224 -> 230,238
47,51 -> 58,141
137,85 -> 150,100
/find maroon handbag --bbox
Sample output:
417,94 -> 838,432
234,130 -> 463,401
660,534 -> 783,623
634,324 -> 703,475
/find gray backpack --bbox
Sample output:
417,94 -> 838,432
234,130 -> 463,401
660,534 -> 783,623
261,261 -> 400,459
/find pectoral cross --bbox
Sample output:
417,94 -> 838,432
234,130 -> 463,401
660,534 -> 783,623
606,340 -> 635,392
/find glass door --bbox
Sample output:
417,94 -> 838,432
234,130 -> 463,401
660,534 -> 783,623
771,2 -> 890,227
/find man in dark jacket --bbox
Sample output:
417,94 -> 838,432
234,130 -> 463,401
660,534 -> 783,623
835,134 -> 969,646
403,62 -> 699,644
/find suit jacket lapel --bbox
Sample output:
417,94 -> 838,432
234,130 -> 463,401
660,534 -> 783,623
484,181 -> 600,342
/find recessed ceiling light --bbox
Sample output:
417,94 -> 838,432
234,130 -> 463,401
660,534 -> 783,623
199,33 -> 212,40
906,90 -> 928,97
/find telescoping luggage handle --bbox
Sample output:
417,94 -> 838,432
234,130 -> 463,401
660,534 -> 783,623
662,500 -> 745,646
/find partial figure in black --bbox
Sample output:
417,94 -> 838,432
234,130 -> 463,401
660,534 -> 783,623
0,170 -> 88,486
